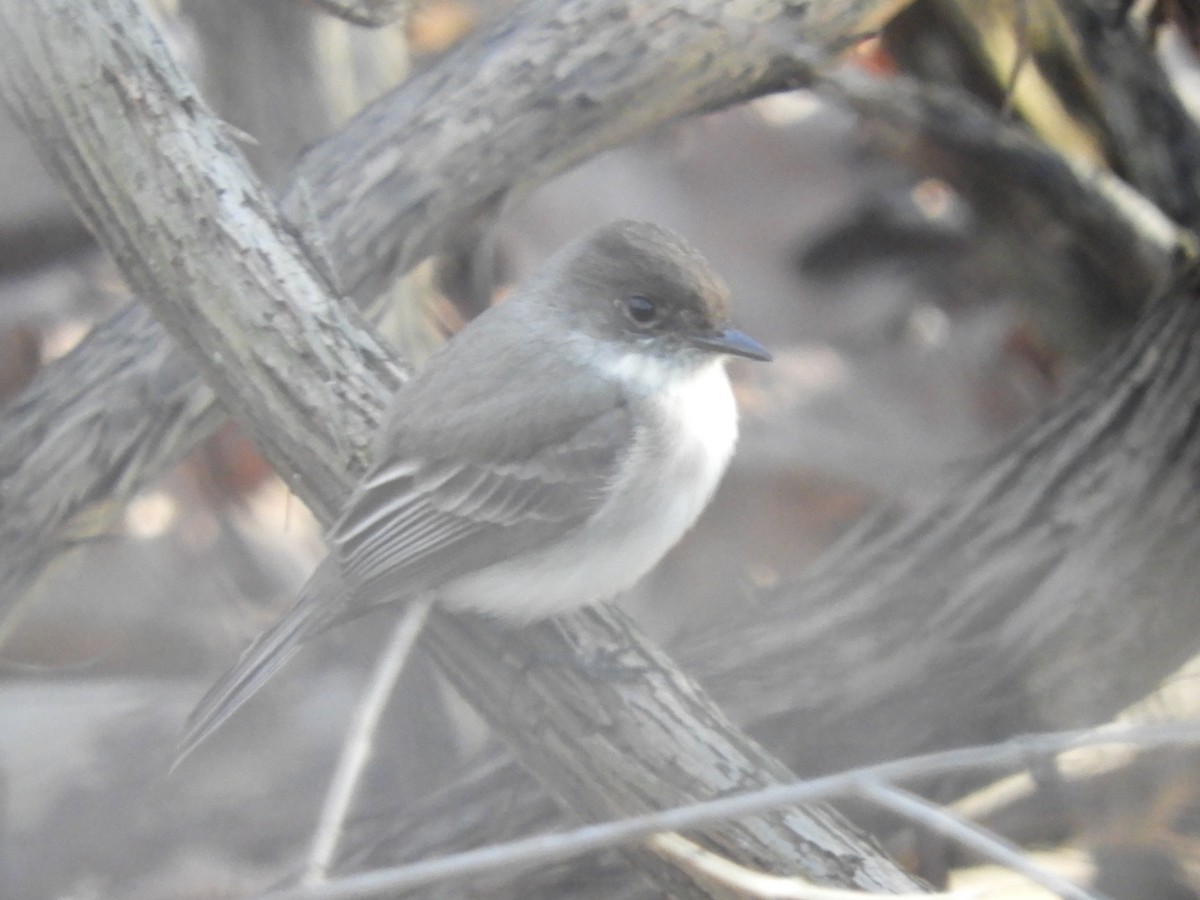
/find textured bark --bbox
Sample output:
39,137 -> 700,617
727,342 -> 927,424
0,0 -> 1173,629
426,610 -> 919,895
0,0 -> 405,513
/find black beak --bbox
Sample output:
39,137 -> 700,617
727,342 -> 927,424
689,328 -> 772,362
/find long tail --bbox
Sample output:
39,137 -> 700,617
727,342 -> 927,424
175,556 -> 347,766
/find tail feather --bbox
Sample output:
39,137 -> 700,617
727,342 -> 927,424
175,557 -> 346,766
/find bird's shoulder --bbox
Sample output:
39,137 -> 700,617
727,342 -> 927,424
381,305 -> 634,464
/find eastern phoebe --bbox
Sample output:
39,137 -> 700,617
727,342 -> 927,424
180,220 -> 770,756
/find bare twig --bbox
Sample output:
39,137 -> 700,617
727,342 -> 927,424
953,651 -> 1200,826
1057,0 -> 1200,229
307,0 -> 407,28
647,832 -> 973,899
259,720 -> 1200,899
1000,0 -> 1032,118
304,596 -> 436,884
854,781 -> 1103,900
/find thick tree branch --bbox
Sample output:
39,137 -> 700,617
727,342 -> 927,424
0,0 -> 404,513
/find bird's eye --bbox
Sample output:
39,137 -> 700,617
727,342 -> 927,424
623,295 -> 660,327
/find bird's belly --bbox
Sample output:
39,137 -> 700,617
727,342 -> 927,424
441,363 -> 738,622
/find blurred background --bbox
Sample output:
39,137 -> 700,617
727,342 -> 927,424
2,1 -> 1197,897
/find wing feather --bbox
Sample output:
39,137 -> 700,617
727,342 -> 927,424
333,398 -> 632,605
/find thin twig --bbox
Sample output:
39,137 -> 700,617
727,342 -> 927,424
1000,0 -> 1031,118
647,832 -> 973,899
304,596 -> 436,884
260,719 -> 1200,900
853,780 -> 1104,900
307,0 -> 407,28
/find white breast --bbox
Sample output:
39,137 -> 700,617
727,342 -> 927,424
441,356 -> 739,622
633,359 -> 739,542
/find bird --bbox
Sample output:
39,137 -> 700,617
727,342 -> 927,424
179,219 -> 770,759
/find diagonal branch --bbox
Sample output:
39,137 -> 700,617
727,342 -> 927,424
854,782 -> 1101,900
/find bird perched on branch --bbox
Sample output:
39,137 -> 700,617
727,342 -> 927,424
179,219 -> 770,760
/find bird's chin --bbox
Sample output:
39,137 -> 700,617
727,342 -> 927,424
588,342 -> 716,393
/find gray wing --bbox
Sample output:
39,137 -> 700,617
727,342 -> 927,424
330,297 -> 637,607
178,327 -> 634,760
331,395 -> 633,608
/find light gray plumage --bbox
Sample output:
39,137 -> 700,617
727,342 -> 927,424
178,220 -> 769,760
